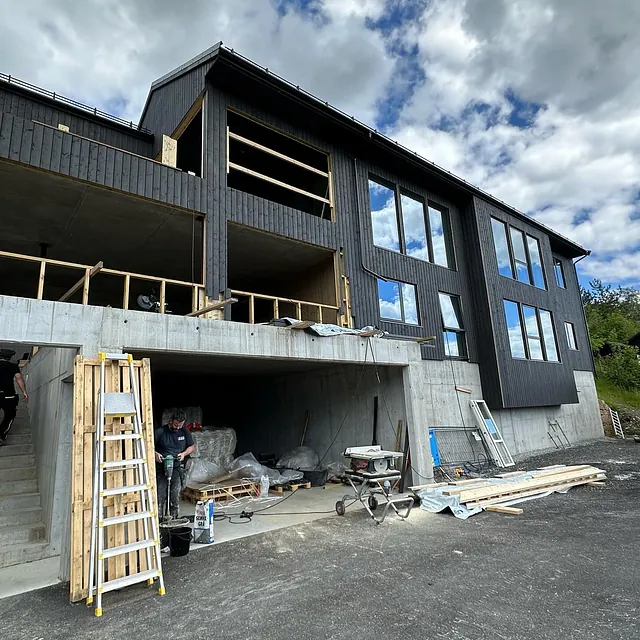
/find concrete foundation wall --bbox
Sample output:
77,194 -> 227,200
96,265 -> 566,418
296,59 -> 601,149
494,370 -> 604,459
24,347 -> 75,559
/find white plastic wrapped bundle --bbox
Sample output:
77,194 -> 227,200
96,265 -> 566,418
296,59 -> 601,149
192,429 -> 237,468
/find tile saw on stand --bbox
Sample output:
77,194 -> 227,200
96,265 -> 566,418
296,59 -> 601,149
335,446 -> 414,524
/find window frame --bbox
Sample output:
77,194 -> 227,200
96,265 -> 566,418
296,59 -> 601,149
438,292 -> 468,359
565,321 -> 578,350
377,278 -> 420,326
553,257 -> 567,289
503,300 -> 561,363
490,217 -> 547,290
368,174 -> 456,270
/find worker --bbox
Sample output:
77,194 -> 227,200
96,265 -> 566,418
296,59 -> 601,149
0,349 -> 28,445
154,410 -> 196,519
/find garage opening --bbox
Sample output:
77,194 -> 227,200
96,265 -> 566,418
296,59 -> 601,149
227,223 -> 340,324
0,161 -> 205,315
134,350 -> 408,542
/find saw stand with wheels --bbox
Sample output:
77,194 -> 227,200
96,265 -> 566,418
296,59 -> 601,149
335,446 -> 414,525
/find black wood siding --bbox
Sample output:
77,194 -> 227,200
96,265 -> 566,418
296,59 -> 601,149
0,86 -> 152,157
473,196 -> 592,408
139,65 -> 210,158
0,112 -> 207,213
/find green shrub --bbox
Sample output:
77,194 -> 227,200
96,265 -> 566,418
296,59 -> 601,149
596,344 -> 640,390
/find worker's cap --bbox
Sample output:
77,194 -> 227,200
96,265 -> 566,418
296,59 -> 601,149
0,349 -> 16,359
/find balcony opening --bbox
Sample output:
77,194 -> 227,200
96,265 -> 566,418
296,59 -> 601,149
227,223 -> 339,325
0,161 -> 205,316
226,110 -> 333,220
176,108 -> 203,177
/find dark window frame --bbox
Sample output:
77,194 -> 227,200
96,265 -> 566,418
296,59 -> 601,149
438,292 -> 468,359
553,257 -> 567,288
377,278 -> 420,326
491,217 -> 547,290
503,299 -> 561,363
368,175 -> 456,270
565,321 -> 578,350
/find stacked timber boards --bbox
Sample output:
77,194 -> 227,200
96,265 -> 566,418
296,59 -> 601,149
411,465 -> 606,518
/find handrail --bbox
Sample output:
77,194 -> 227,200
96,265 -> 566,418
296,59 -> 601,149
0,73 -> 152,134
0,249 -> 204,314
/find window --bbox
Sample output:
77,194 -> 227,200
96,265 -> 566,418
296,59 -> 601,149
490,218 -> 546,289
504,300 -> 526,359
227,110 -> 333,219
429,205 -> 455,269
503,300 -> 560,362
369,179 -> 401,252
554,258 -> 566,288
368,177 -> 455,269
527,236 -> 545,289
400,192 -> 428,261
565,322 -> 578,350
491,218 -> 514,278
439,293 -> 467,358
377,279 -> 419,325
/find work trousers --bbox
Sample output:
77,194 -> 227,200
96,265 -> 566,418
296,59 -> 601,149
0,393 -> 18,440
157,464 -> 185,520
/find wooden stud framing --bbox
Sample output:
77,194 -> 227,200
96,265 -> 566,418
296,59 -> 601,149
186,297 -> 237,317
70,356 -> 157,602
37,261 -> 46,300
123,274 -> 130,310
273,299 -> 279,320
249,295 -> 255,324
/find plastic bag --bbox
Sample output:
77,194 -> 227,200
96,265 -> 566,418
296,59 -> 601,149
326,461 -> 346,482
192,429 -> 237,468
278,468 -> 305,483
277,446 -> 319,471
260,475 -> 270,498
185,459 -> 226,487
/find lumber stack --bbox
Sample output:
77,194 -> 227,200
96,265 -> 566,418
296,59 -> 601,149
411,464 -> 606,516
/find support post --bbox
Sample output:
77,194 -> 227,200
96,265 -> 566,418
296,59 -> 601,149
159,281 -> 166,314
123,275 -> 130,310
37,262 -> 46,299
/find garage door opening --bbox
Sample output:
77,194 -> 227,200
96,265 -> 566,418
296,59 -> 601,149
134,350 -> 408,543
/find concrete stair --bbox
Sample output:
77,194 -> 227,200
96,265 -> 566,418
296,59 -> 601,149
0,403 -> 49,568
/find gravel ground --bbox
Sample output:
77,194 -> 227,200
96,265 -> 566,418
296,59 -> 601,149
1,438 -> 639,640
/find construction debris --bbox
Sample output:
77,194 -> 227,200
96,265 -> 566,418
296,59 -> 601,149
412,464 -> 607,519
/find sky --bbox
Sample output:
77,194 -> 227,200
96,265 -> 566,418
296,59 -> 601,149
2,0 -> 639,289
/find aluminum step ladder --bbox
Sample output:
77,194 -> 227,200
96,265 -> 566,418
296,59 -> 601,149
86,352 -> 165,617
548,419 -> 570,448
469,400 -> 515,467
610,409 -> 625,439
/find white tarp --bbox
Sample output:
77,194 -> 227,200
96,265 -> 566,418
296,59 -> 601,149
279,318 -> 385,338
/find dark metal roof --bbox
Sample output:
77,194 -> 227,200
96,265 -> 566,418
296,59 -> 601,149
0,73 -> 153,136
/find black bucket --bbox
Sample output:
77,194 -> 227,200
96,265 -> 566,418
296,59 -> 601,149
169,524 -> 192,557
303,468 -> 328,487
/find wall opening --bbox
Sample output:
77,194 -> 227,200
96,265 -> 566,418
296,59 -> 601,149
176,108 -> 202,177
226,110 -> 333,220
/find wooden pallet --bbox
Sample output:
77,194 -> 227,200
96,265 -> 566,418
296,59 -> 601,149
182,479 -> 259,504
270,481 -> 312,495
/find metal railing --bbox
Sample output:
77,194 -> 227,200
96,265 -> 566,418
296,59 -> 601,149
0,73 -> 152,134
0,250 -> 204,314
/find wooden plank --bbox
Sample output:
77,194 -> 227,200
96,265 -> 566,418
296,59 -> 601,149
59,261 -> 103,302
123,274 -> 130,310
37,262 -> 46,300
249,295 -> 255,324
228,162 -> 331,204
408,482 -> 451,491
289,321 -> 315,330
587,481 -> 606,486
455,386 -> 472,394
185,297 -> 237,317
229,131 -> 329,177
485,505 -> 523,515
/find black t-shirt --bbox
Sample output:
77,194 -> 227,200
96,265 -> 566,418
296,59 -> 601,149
154,425 -> 194,459
0,361 -> 19,395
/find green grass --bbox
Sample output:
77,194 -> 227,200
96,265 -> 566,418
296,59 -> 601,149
596,377 -> 640,411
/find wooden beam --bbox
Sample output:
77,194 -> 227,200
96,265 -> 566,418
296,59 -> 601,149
159,280 -> 166,314
186,297 -> 238,317
249,295 -> 255,324
289,321 -> 315,330
59,261 -> 103,302
123,274 -> 130,310
455,386 -> 472,394
228,162 -> 331,204
485,505 -> 523,515
229,131 -> 329,177
37,261 -> 46,299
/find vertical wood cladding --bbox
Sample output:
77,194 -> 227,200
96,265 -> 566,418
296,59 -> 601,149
139,65 -> 210,158
0,112 -> 207,214
473,196 -> 592,408
0,86 -> 152,157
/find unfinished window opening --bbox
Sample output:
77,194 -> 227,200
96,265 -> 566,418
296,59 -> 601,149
227,110 -> 333,220
176,108 -> 202,177
227,224 -> 339,324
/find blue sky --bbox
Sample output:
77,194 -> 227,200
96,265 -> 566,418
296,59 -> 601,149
3,0 -> 639,290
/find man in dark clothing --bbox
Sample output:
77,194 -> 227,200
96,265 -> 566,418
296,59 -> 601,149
154,410 -> 195,520
0,349 -> 28,444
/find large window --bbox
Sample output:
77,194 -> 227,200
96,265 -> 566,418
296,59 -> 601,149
553,258 -> 566,288
227,110 -> 333,219
503,300 -> 559,362
439,293 -> 467,358
565,321 -> 578,350
368,177 -> 455,269
377,279 -> 419,325
491,218 -> 546,289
